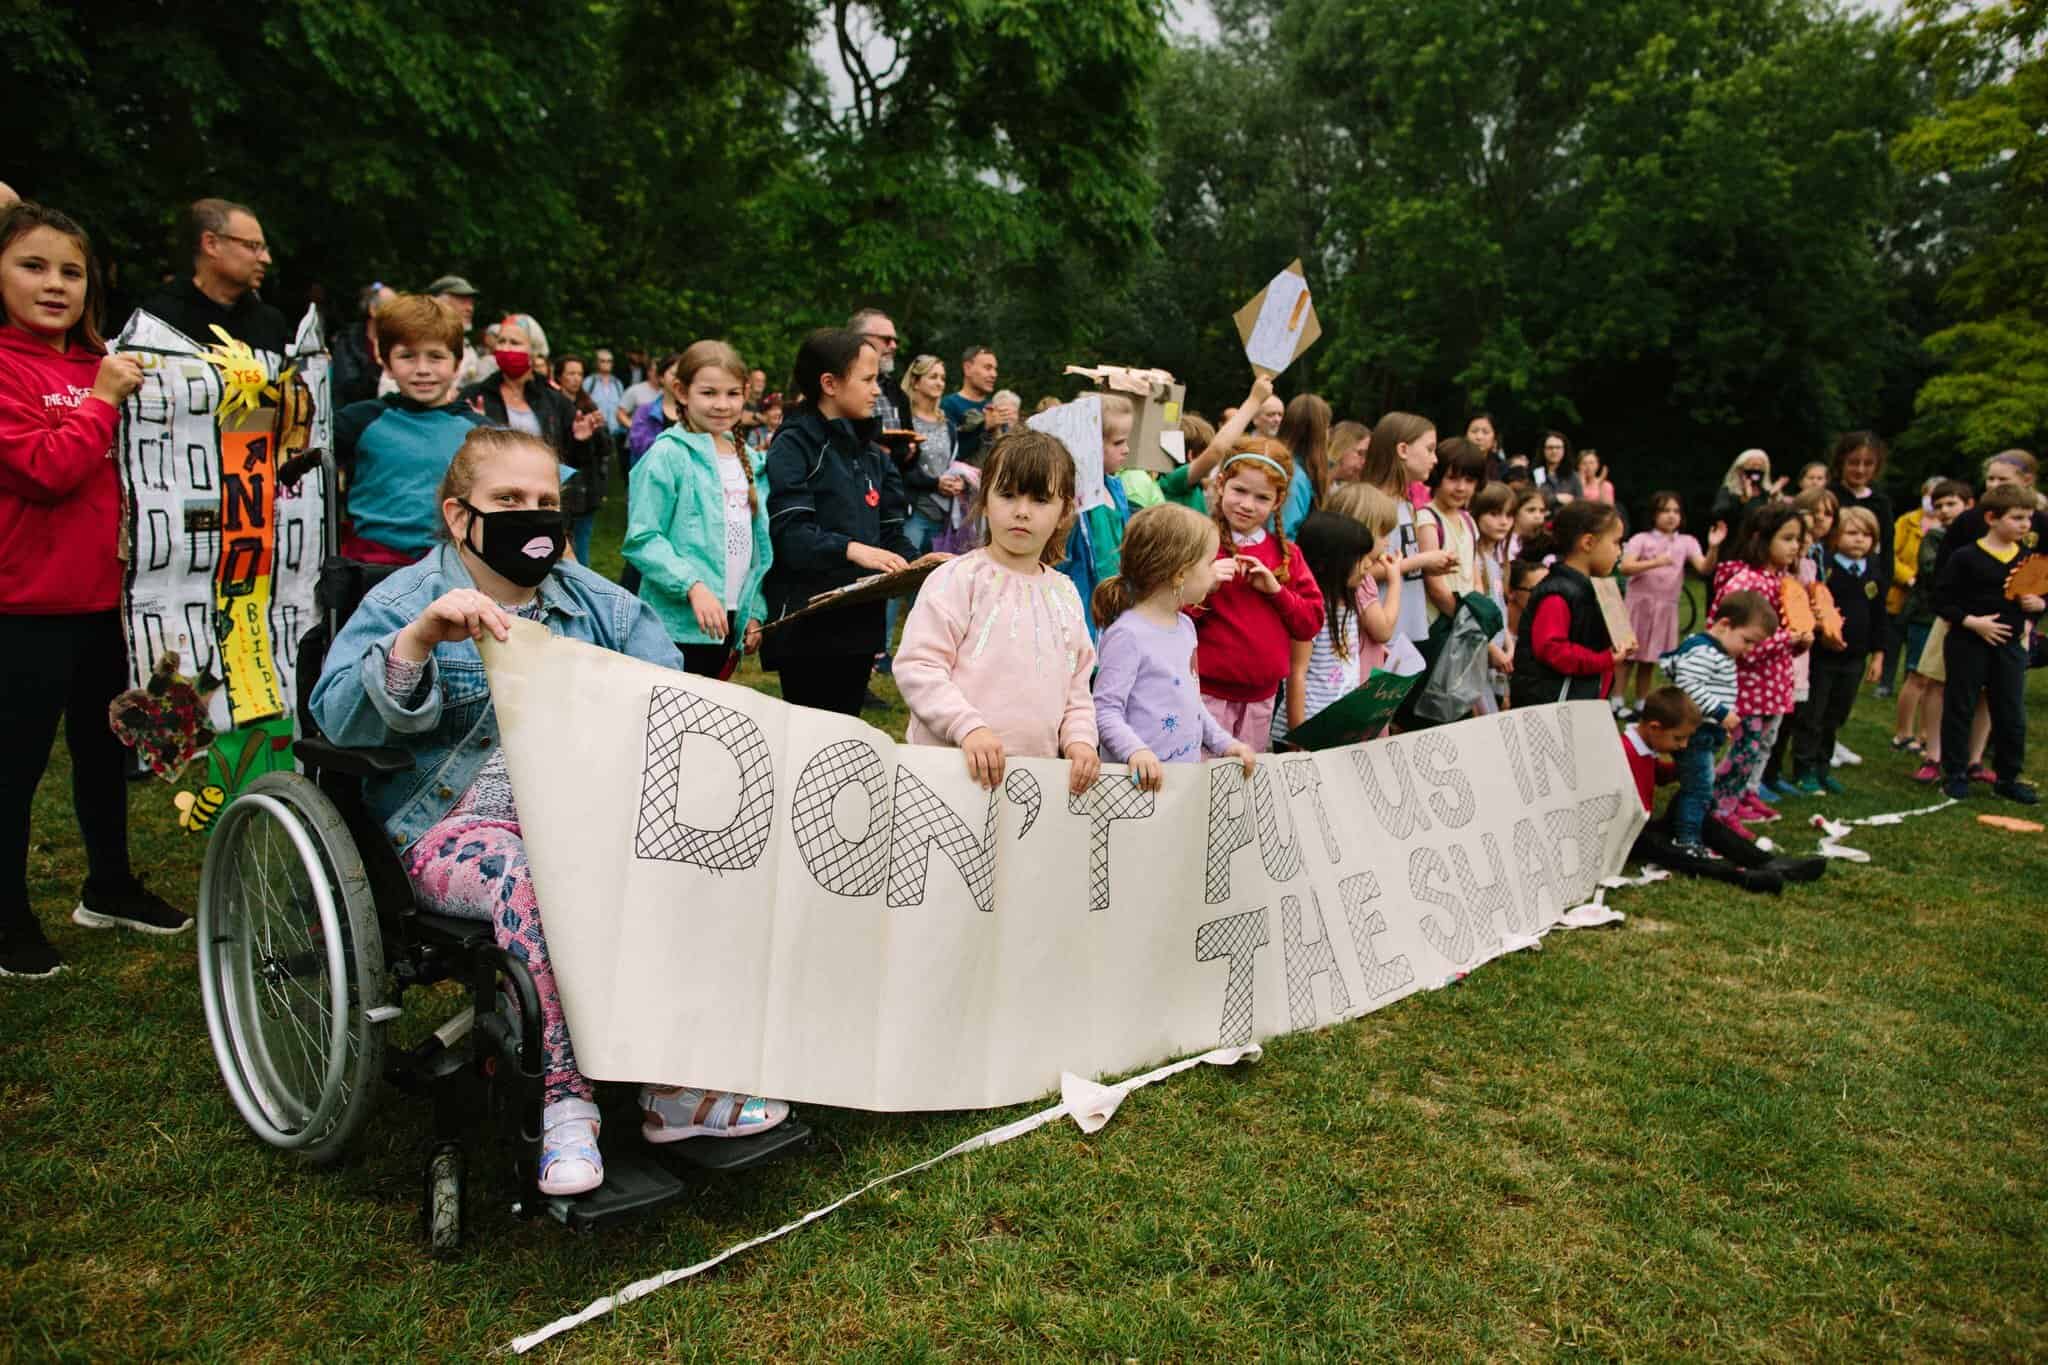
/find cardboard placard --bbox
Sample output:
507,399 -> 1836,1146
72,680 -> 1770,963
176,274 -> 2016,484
760,555 -> 947,632
1063,364 -> 1186,474
1810,582 -> 1846,649
1026,394 -> 1110,512
2005,554 -> 2048,600
1592,577 -> 1636,656
1234,260 -> 1322,379
1779,577 -> 1817,637
1280,670 -> 1422,751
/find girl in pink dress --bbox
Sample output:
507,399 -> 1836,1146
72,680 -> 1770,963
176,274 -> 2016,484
1710,502 -> 1813,831
1618,491 -> 1722,712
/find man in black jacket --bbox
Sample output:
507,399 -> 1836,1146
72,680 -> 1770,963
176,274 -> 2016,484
140,199 -> 292,355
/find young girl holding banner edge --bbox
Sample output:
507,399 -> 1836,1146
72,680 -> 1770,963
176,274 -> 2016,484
894,430 -> 1101,795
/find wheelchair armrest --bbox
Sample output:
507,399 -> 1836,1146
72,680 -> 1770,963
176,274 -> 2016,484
295,738 -> 416,779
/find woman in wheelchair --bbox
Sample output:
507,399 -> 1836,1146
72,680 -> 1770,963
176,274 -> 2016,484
309,426 -> 792,1196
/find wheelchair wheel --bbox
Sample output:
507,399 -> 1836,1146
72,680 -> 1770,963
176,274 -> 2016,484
197,771 -> 387,1165
424,1144 -> 465,1256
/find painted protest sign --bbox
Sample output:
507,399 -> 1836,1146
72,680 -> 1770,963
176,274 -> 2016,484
111,306 -> 330,802
483,622 -> 1644,1112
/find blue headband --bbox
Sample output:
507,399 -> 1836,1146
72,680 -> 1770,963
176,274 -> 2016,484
1229,452 -> 1289,483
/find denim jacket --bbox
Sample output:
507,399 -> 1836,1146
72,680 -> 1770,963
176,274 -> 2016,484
308,542 -> 684,854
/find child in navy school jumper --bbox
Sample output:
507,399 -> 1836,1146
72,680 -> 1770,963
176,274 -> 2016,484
1933,484 -> 2046,804
1791,505 -> 1884,793
1660,590 -> 1777,854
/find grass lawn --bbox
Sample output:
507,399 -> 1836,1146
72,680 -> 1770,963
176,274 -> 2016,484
4,494 -> 2045,1361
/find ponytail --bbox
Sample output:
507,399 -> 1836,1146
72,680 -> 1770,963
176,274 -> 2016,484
1092,574 -> 1139,631
1515,497 -> 1618,565
1099,503 -> 1219,629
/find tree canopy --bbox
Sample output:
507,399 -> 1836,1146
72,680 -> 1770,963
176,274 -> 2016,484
2,0 -> 2036,498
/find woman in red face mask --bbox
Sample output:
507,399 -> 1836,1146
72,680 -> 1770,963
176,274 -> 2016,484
461,316 -> 606,557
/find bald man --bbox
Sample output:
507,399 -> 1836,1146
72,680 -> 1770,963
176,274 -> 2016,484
0,182 -> 18,209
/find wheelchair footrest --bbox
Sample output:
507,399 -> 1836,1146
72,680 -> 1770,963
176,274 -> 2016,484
546,1144 -> 687,1230
660,1117 -> 814,1173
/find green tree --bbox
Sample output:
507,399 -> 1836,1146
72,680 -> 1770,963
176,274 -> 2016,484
1895,0 -> 2048,459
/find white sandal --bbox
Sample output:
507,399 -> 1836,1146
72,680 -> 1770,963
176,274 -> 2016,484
640,1086 -> 790,1142
538,1098 -> 603,1196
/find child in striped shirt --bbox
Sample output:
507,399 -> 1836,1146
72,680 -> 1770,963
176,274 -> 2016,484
1660,590 -> 1778,855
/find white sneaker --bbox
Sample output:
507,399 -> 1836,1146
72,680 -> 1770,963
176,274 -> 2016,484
538,1098 -> 603,1196
1832,741 -> 1861,768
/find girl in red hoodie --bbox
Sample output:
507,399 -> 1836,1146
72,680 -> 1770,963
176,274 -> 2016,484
1192,438 -> 1325,749
0,202 -> 189,980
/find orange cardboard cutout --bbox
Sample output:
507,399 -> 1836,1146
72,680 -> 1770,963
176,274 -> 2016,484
1811,582 -> 1846,649
1779,578 -> 1816,636
1977,814 -> 2044,834
2004,554 -> 2048,599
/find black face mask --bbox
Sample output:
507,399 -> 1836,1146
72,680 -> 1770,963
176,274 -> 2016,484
459,502 -> 567,588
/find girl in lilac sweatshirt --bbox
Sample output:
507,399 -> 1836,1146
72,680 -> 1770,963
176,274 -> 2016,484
895,431 -> 1101,795
1091,504 -> 1258,791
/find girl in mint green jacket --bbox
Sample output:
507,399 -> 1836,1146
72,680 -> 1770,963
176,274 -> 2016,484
624,342 -> 773,677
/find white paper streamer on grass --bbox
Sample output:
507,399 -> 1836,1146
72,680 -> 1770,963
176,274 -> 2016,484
1811,799 -> 1956,861
508,1044 -> 1261,1355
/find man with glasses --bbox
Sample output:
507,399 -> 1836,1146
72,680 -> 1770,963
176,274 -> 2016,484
141,198 -> 292,354
848,307 -> 908,429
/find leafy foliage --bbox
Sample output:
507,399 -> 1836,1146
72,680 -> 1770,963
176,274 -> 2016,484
1894,0 -> 2048,459
0,0 -> 2032,496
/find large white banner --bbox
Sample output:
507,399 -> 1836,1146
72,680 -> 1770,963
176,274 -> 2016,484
485,621 -> 1644,1111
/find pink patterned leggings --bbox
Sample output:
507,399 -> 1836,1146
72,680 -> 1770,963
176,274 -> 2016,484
1714,714 -> 1784,805
403,816 -> 590,1106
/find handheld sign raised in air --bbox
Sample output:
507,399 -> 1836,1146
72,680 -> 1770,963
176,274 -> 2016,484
1234,259 -> 1322,379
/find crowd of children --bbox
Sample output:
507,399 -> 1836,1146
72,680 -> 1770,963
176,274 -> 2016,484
3,179 -> 2045,992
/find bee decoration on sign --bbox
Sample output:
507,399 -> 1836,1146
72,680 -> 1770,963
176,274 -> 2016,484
175,784 -> 227,834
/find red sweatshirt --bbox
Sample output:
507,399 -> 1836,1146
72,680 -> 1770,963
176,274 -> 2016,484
1620,724 -> 1677,812
1529,594 -> 1615,695
0,326 -> 123,613
1191,530 -> 1326,702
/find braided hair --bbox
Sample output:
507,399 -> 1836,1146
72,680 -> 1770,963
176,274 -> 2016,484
674,339 -> 759,515
1211,437 -> 1296,583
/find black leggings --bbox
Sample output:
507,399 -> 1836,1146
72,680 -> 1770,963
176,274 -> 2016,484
0,613 -> 134,929
678,613 -> 740,678
775,653 -> 876,716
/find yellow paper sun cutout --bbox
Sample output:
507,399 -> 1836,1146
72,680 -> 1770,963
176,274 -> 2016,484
202,325 -> 294,423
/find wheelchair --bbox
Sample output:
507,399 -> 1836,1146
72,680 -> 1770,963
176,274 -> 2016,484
195,450 -> 809,1254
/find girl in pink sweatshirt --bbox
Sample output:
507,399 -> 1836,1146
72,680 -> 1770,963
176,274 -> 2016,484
895,430 -> 1101,795
1,203 -> 189,980
1190,439 -> 1325,749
